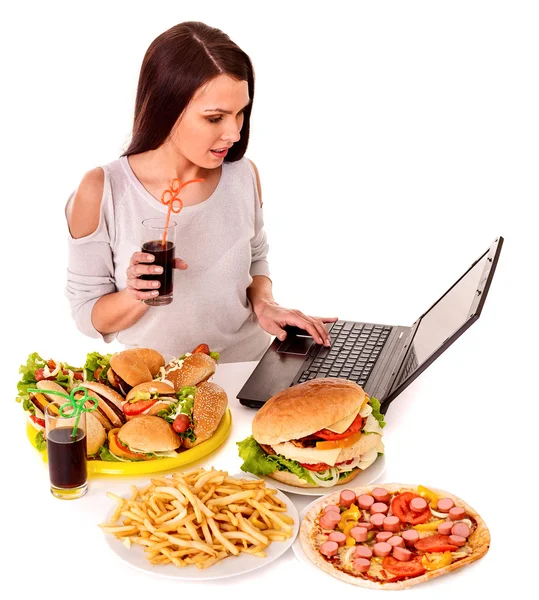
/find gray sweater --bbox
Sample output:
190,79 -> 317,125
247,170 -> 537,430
65,156 -> 272,362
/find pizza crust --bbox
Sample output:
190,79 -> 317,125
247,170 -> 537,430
299,483 -> 491,590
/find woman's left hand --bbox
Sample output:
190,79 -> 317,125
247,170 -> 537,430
255,300 -> 338,347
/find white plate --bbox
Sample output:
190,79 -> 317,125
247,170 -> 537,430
262,455 -> 386,496
102,474 -> 299,580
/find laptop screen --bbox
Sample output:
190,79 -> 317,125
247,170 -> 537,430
389,247 -> 495,395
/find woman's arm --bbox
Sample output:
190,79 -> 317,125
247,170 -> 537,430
67,168 -> 149,337
247,275 -> 277,314
92,289 -> 148,335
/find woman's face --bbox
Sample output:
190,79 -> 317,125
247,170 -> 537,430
172,74 -> 250,169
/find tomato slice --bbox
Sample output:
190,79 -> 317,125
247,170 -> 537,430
298,462 -> 332,472
382,556 -> 426,579
123,400 -> 158,416
414,534 -> 459,553
30,414 -> 46,428
192,344 -> 210,355
391,492 -> 432,524
108,429 -> 148,460
313,413 -> 364,441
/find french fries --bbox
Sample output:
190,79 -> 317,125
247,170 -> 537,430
99,468 -> 295,569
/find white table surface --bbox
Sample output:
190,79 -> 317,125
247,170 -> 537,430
7,349 -> 533,598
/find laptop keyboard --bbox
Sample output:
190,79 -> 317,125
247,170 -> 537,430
297,321 -> 392,387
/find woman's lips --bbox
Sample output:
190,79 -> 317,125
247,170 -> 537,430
210,148 -> 229,158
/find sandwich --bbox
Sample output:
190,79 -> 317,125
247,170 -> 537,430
81,381 -> 126,430
106,348 -> 165,396
107,416 -> 182,461
17,352 -> 84,446
237,378 -> 386,488
122,381 -> 177,419
157,381 -> 228,448
17,352 -> 84,411
157,344 -> 220,391
25,380 -> 107,457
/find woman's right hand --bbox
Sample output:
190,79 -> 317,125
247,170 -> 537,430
125,252 -> 188,302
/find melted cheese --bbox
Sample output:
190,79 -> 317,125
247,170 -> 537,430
325,406 -> 361,433
325,394 -> 371,433
271,442 -> 342,466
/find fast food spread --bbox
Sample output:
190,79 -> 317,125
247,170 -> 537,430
17,345 -> 495,586
99,468 -> 295,570
17,345 -> 228,463
299,484 -> 490,589
238,378 -> 385,488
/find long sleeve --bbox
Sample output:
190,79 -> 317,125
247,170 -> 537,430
64,176 -> 118,342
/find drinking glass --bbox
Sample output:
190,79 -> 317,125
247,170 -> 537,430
140,218 -> 177,306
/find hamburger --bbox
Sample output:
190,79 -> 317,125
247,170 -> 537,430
157,381 -> 228,448
107,416 -> 182,461
157,344 -> 219,391
122,381 -> 177,420
237,378 -> 386,488
106,348 -> 165,396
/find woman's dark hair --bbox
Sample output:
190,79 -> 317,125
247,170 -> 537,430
123,22 -> 254,162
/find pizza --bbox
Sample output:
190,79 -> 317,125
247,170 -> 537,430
300,484 -> 490,589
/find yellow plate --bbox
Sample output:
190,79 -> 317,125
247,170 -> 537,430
26,408 -> 232,476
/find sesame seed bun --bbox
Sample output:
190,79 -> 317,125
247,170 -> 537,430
182,382 -> 228,448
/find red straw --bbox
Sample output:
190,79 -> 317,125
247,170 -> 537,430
160,178 -> 204,247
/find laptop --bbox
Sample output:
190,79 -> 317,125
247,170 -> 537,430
238,236 -> 503,413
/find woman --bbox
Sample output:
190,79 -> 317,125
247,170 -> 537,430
65,21 -> 337,362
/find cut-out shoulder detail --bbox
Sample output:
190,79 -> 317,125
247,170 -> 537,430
68,168 -> 105,238
249,159 -> 263,208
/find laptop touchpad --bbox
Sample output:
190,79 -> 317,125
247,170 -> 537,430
277,336 -> 314,355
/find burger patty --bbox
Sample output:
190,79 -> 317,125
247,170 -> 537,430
260,444 -> 276,455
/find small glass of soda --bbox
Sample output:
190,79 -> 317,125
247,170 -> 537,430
140,218 -> 177,306
45,403 -> 88,499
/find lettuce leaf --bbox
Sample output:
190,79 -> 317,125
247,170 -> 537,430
16,352 -> 46,405
369,396 -> 386,429
210,351 -> 220,362
157,387 -> 196,442
16,353 -> 73,408
98,445 -> 121,461
237,436 -> 315,484
84,352 -> 112,383
35,431 -> 46,452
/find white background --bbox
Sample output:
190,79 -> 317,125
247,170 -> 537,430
3,1 -> 538,598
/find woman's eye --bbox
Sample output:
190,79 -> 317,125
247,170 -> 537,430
207,116 -> 223,124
